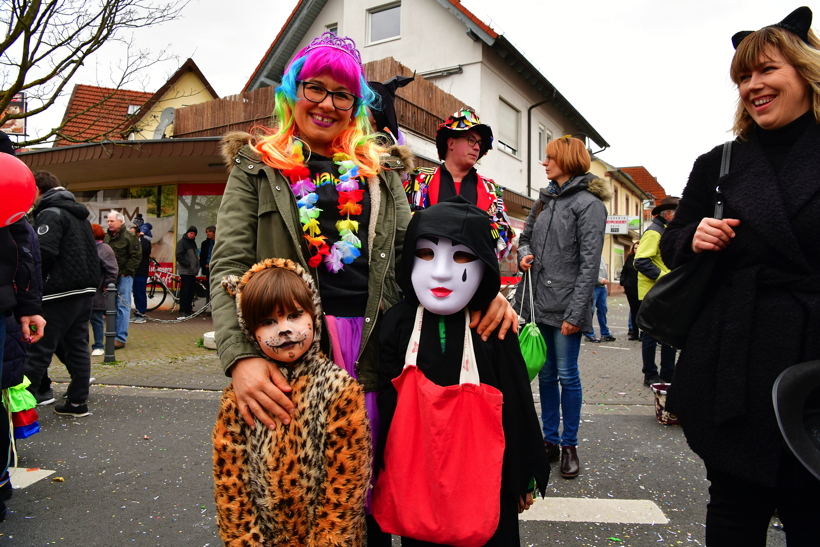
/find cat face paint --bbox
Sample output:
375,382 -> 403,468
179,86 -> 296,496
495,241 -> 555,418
254,302 -> 314,363
411,236 -> 485,315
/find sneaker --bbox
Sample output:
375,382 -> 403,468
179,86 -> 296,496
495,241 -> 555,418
54,402 -> 90,417
35,389 -> 56,406
601,335 -> 617,342
583,334 -> 600,343
134,317 -> 146,324
91,348 -> 104,356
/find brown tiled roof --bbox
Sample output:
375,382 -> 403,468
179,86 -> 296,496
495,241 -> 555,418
55,85 -> 153,147
619,166 -> 669,201
619,166 -> 671,219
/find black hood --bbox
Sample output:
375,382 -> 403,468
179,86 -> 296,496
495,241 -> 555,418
34,188 -> 89,220
400,196 -> 500,311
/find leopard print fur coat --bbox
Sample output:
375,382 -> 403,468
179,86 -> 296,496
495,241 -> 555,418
213,258 -> 371,546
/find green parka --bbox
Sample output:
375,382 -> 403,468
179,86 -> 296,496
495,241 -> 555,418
211,133 -> 412,391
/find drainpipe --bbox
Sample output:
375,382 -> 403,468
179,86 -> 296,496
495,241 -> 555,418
527,89 -> 556,198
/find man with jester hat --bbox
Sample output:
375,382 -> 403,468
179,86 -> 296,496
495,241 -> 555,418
405,109 -> 516,258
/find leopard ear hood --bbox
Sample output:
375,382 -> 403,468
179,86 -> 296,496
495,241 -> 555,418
221,258 -> 324,361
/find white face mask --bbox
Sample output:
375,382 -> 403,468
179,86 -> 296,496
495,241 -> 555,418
254,303 -> 314,363
411,236 -> 485,315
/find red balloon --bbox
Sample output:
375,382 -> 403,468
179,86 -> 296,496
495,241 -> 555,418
0,154 -> 35,227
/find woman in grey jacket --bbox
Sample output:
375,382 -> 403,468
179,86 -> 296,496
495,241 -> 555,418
518,136 -> 609,479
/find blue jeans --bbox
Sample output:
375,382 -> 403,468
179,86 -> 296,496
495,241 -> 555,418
133,275 -> 148,316
641,331 -> 676,380
115,275 -> 133,343
90,310 -> 104,350
586,285 -> 611,337
537,324 -> 583,447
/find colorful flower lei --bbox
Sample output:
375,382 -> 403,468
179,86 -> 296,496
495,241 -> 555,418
282,142 -> 365,273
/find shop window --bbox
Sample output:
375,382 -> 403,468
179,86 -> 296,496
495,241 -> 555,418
368,3 -> 400,44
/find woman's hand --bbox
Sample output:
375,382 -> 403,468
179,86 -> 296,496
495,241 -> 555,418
519,254 -> 534,272
691,218 -> 741,253
230,357 -> 294,429
518,492 -> 534,513
561,321 -> 580,336
470,293 -> 519,341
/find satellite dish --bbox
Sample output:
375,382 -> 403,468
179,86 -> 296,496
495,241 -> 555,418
153,107 -> 175,139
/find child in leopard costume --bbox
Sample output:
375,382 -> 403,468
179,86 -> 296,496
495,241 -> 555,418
212,258 -> 371,546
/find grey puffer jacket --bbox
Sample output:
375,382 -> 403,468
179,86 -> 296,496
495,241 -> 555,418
516,173 -> 610,331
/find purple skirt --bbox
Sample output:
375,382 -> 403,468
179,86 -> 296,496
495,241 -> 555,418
324,315 -> 379,510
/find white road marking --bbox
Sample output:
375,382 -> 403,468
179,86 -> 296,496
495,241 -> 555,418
8,467 -> 55,489
595,345 -> 631,350
520,497 -> 669,524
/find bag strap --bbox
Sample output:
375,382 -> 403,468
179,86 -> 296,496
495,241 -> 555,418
404,305 -> 480,385
714,141 -> 732,220
527,270 -> 535,324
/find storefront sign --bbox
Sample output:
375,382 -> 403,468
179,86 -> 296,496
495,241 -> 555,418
605,216 -> 640,234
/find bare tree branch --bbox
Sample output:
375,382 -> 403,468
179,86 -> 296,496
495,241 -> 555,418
0,0 -> 186,146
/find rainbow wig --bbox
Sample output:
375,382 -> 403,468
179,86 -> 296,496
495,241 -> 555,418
255,37 -> 383,177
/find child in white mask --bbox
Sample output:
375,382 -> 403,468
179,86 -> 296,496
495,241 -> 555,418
373,197 -> 550,546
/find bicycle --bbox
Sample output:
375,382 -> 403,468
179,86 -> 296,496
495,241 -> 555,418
143,257 -> 209,313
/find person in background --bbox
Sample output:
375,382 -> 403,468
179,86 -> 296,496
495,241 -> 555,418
25,171 -> 98,417
104,211 -> 141,349
517,135 -> 609,480
132,223 -> 152,323
175,226 -> 198,318
199,225 -> 215,302
620,241 -> 641,341
660,8 -> 820,544
405,109 -> 516,259
583,256 -> 616,343
635,196 -> 678,386
90,223 -> 118,356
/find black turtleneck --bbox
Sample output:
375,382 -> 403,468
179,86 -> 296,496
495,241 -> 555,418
756,109 -> 813,175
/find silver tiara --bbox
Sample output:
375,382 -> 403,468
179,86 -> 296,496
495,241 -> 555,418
303,32 -> 362,66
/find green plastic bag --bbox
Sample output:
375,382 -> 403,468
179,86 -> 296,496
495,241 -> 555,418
517,271 -> 546,381
5,376 -> 37,412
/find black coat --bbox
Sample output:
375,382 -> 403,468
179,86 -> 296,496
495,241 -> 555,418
619,254 -> 638,301
33,188 -> 99,301
660,123 -> 820,489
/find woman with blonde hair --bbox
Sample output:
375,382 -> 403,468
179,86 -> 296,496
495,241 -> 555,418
517,135 -> 610,480
660,7 -> 820,544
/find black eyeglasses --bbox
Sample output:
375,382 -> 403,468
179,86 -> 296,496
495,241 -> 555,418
459,135 -> 482,148
297,81 -> 357,110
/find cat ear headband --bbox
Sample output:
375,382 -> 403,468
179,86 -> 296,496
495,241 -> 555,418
732,6 -> 812,50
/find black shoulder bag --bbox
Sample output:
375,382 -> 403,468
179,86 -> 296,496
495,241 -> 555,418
636,141 -> 731,349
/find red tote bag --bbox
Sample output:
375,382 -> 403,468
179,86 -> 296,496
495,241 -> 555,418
372,306 -> 505,547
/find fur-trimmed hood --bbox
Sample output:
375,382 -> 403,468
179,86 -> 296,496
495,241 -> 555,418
221,258 -> 324,371
538,172 -> 612,203
220,131 -> 415,177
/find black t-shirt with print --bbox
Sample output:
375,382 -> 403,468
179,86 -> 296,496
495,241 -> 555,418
304,153 -> 371,317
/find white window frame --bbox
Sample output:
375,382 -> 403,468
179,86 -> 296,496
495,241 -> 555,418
367,2 -> 401,45
326,23 -> 338,35
537,124 -> 545,162
497,98 -> 520,157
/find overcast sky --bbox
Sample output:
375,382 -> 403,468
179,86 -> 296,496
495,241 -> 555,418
23,1 -> 815,196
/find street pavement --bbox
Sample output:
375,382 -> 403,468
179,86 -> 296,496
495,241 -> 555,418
1,297 -> 787,546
